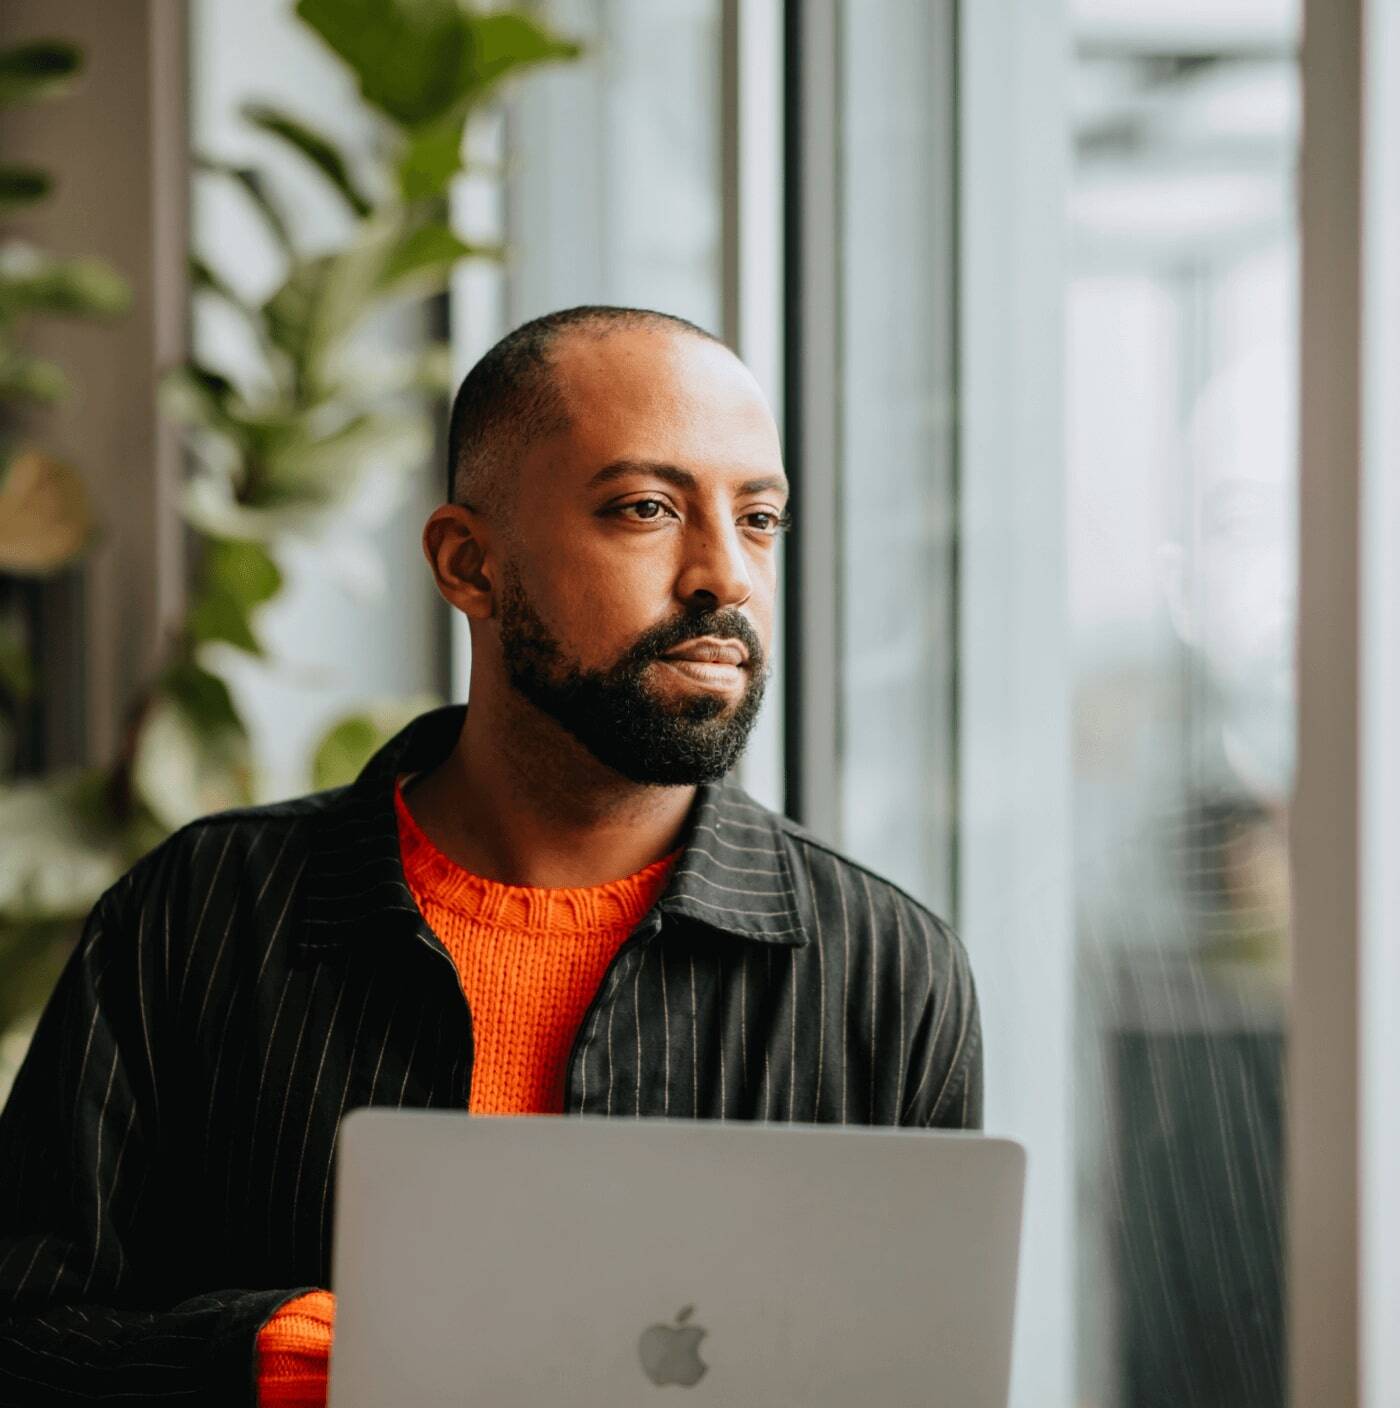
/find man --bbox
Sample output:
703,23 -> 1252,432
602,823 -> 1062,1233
0,306 -> 980,1405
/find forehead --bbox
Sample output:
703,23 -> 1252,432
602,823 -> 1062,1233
529,327 -> 784,490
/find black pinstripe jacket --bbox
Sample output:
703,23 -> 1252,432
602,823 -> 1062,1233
0,704 -> 981,1404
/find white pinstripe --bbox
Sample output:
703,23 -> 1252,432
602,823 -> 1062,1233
862,873 -> 878,1118
761,949 -> 772,1120
103,1105 -> 137,1286
288,965 -> 351,1249
672,844 -> 784,875
739,953 -> 749,1097
233,967 -> 297,1219
605,983 -> 617,1117
365,991 -> 404,1103
673,872 -> 794,899
834,858 -> 850,1124
893,902 -> 907,1114
715,952 -> 726,1119
133,902 -> 161,1132
176,825 -> 237,1006
264,967 -> 325,1256
802,845 -> 826,1120
688,954 -> 698,1117
206,845 -> 303,1163
902,911 -> 946,1115
665,893 -> 798,919
659,944 -> 670,1113
633,952 -> 644,1117
316,982 -> 377,1268
392,1007 -> 429,1105
253,846 -> 308,983
685,824 -> 781,857
73,1048 -> 119,1299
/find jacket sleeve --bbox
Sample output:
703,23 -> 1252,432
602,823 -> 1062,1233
901,914 -> 984,1130
0,872 -> 317,1406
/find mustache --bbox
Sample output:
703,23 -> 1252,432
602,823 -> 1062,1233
628,611 -> 763,669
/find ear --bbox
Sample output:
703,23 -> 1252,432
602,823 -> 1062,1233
423,504 -> 497,619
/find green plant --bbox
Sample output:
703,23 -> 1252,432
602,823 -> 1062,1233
0,41 -> 133,1051
0,40 -> 131,753
0,3 -> 580,1062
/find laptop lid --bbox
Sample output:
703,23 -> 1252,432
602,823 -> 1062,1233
326,1110 -> 1025,1408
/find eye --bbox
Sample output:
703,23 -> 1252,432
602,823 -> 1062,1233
609,500 -> 793,534
743,509 -> 794,536
614,497 -> 679,523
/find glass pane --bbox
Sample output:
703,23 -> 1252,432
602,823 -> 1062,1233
504,0 -> 723,331
1069,9 -> 1298,1405
835,2 -> 1299,1403
837,0 -> 958,913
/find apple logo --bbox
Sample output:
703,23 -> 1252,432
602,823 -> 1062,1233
638,1304 -> 708,1387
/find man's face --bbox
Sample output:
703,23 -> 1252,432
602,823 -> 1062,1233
492,328 -> 787,786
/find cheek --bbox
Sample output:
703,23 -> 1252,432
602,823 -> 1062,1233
527,540 -> 673,660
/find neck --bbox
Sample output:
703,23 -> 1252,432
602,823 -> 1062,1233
403,683 -> 696,888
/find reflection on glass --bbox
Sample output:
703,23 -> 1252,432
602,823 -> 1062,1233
1069,9 -> 1297,1404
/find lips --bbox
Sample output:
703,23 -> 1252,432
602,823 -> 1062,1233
661,639 -> 748,667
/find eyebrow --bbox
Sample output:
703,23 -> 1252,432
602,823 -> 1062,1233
585,459 -> 790,499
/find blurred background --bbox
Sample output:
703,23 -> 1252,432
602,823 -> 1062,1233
0,1 -> 1301,1405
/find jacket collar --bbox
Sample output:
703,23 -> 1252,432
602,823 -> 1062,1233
297,704 -> 809,960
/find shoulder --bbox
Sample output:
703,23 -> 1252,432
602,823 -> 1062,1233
732,788 -> 970,978
107,786 -> 349,918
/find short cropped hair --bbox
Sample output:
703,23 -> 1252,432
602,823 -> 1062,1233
445,305 -> 721,519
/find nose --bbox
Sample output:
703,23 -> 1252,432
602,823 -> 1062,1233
674,512 -> 755,613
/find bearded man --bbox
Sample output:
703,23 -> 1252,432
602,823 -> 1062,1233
0,306 -> 981,1406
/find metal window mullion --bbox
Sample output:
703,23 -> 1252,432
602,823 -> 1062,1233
783,0 -> 843,840
723,0 -> 786,812
1289,0 -> 1363,1401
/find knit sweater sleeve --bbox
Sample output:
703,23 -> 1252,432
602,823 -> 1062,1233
256,1290 -> 336,1408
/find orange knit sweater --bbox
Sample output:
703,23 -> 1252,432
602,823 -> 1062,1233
253,780 -> 681,1407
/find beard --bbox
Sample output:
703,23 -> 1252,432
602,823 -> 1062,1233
496,559 -> 769,785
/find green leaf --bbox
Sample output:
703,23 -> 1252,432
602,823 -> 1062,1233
310,696 -> 440,791
0,618 -> 34,700
262,216 -> 404,384
132,674 -> 252,830
195,156 -> 294,257
0,925 -> 76,1053
0,41 -> 82,106
0,770 -> 125,923
160,660 -> 245,738
0,348 -> 67,403
187,538 -> 283,655
189,254 -> 250,313
257,411 -> 431,510
158,364 -> 246,439
0,165 -> 51,208
295,0 -> 469,128
378,221 -> 474,295
210,537 -> 282,605
0,244 -> 130,320
242,102 -> 374,218
397,111 -> 467,201
310,715 -> 381,791
343,341 -> 455,402
182,472 -> 322,545
460,12 -> 582,95
186,593 -> 260,655
295,1 -> 578,130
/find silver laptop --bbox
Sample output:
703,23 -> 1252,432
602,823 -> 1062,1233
326,1110 -> 1025,1408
